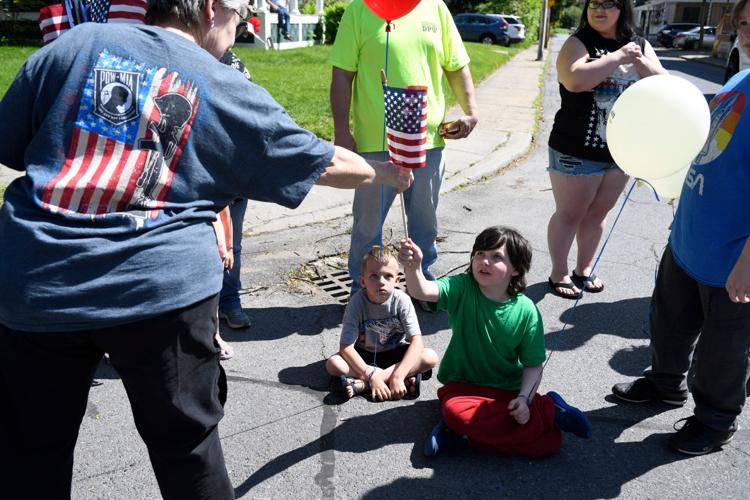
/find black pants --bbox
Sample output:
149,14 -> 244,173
0,295 -> 234,499
646,246 -> 750,431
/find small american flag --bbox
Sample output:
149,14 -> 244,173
86,0 -> 110,23
106,0 -> 147,24
39,0 -> 145,44
383,84 -> 428,168
38,3 -> 71,45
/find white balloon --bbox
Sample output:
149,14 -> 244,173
606,75 -> 710,181
646,163 -> 691,201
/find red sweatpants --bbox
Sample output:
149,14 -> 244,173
438,382 -> 562,457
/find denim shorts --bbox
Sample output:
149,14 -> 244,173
547,147 -> 619,177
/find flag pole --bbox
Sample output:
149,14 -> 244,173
399,193 -> 408,240
380,68 -> 409,241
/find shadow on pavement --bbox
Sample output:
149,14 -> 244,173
541,294 -> 652,350
221,304 -> 345,341
233,396 -> 689,499
357,402 -> 687,499
234,399 -> 441,497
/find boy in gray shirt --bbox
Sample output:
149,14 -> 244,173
326,246 -> 438,400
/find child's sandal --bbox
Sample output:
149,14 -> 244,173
404,372 -> 423,399
339,375 -> 367,399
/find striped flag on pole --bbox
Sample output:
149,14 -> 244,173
383,84 -> 428,168
38,3 -> 71,45
38,0 -> 145,45
106,0 -> 147,24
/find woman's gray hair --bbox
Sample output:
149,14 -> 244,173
146,0 -> 249,28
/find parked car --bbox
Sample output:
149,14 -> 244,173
453,13 -> 511,46
673,26 -> 716,50
724,38 -> 750,83
499,14 -> 525,42
656,22 -> 699,47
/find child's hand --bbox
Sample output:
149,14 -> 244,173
370,370 -> 391,401
223,251 -> 234,270
398,238 -> 423,269
389,376 -> 407,400
508,397 -> 530,425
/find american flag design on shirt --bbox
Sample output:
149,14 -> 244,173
41,50 -> 200,223
383,84 -> 428,168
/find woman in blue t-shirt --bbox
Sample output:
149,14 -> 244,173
546,0 -> 666,299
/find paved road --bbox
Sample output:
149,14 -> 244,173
7,38 -> 749,498
655,47 -> 725,98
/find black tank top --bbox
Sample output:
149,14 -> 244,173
548,26 -> 645,162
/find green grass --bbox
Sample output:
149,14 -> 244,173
0,46 -> 39,97
235,41 -> 525,140
0,41 -> 525,141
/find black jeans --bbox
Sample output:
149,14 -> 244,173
0,295 -> 233,499
646,245 -> 750,431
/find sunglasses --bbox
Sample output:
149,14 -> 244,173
231,8 -> 249,39
588,1 -> 621,9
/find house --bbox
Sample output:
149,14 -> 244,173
633,0 -> 735,38
237,0 -> 325,50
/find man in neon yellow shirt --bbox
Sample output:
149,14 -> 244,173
330,0 -> 479,294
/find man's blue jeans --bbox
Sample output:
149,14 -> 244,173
277,7 -> 291,36
219,198 -> 248,312
348,148 -> 445,293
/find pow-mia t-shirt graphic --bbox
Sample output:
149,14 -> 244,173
41,49 -> 200,223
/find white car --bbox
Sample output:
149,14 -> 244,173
672,26 -> 716,50
724,38 -> 750,82
499,14 -> 525,42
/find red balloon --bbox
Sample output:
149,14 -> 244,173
363,0 -> 420,22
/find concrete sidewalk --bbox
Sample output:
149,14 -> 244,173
243,45 -> 546,235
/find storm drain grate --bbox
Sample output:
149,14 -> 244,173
310,269 -> 407,305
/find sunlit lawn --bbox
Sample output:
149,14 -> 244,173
234,41 -> 527,139
1,40 -> 529,141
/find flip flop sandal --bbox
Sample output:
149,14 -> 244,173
404,372 -> 423,399
571,271 -> 604,293
339,375 -> 367,398
548,278 -> 582,300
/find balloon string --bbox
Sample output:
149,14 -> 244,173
535,181 -> 637,389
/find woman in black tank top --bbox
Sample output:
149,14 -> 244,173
546,0 -> 666,299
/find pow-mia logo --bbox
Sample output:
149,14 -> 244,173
93,69 -> 139,126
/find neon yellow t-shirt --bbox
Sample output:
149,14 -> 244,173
329,0 -> 470,153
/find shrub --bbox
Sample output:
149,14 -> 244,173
324,2 -> 347,44
475,0 -> 542,43
300,0 -> 317,15
559,5 -> 582,29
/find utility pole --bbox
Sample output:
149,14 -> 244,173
537,0 -> 550,61
698,0 -> 707,48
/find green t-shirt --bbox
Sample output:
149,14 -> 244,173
435,273 -> 547,390
329,0 -> 470,153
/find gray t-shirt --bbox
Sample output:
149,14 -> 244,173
0,23 -> 334,331
340,288 -> 421,352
